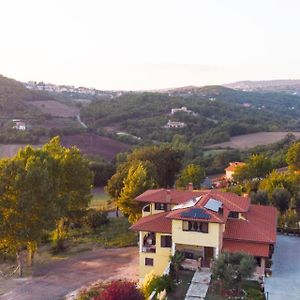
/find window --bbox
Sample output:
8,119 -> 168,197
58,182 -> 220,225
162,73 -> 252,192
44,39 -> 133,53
183,221 -> 209,233
145,258 -> 154,266
155,203 -> 167,211
143,205 -> 150,212
161,235 -> 172,248
228,211 -> 239,219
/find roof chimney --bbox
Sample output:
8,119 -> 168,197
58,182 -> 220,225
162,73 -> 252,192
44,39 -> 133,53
166,189 -> 171,203
187,182 -> 194,191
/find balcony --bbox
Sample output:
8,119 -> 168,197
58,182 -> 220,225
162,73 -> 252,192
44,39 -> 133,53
142,232 -> 156,253
142,245 -> 156,253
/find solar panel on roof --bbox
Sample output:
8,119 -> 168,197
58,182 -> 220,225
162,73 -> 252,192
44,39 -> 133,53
204,198 -> 223,212
180,208 -> 211,219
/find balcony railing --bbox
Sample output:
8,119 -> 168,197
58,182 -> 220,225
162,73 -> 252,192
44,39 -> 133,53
142,245 -> 156,253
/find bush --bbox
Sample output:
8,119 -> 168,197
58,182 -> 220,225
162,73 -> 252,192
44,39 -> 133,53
83,209 -> 109,230
141,272 -> 173,299
245,287 -> 264,300
95,280 -> 144,300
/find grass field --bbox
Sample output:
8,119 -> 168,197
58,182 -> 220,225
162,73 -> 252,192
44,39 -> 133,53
29,100 -> 79,117
206,131 -> 300,150
90,187 -> 115,211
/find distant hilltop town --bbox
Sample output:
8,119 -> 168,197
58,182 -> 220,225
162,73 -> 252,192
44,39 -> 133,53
24,81 -> 122,99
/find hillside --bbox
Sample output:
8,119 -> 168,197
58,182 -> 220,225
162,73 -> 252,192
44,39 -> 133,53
223,79 -> 300,95
0,74 -> 52,117
81,87 -> 300,146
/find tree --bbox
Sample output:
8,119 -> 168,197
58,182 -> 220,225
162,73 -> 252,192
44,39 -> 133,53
271,188 -> 291,213
278,208 -> 298,228
0,147 -> 59,276
250,190 -> 269,205
233,154 -> 272,182
286,141 -> 300,170
169,251 -> 185,282
211,252 -> 255,296
175,164 -> 205,189
126,145 -> 184,187
43,137 -> 93,249
118,162 -> 157,223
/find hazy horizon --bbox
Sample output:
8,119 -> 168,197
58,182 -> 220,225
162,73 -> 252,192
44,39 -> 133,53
2,0 -> 300,90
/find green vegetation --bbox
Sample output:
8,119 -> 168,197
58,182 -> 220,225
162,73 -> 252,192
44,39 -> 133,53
210,252 -> 257,299
0,137 -> 93,276
176,163 -> 205,189
106,145 -> 184,222
81,87 -> 300,147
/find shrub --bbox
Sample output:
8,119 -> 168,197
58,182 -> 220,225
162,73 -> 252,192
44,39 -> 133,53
141,272 -> 173,299
83,209 -> 109,230
95,280 -> 144,300
245,287 -> 264,300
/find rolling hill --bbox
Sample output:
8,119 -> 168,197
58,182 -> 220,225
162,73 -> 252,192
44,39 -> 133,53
81,86 -> 300,146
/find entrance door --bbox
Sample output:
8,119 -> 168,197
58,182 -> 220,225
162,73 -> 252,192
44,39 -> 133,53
203,247 -> 214,267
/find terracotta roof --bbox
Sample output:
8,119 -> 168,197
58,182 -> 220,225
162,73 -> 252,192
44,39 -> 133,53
130,212 -> 172,234
135,189 -> 205,205
197,190 -> 250,213
225,162 -> 246,172
222,240 -> 270,257
223,205 -> 277,244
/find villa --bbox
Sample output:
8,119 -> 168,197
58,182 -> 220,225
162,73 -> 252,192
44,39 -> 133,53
131,187 -> 277,280
225,162 -> 246,180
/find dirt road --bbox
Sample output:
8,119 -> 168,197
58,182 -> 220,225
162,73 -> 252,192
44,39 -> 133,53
1,247 -> 138,300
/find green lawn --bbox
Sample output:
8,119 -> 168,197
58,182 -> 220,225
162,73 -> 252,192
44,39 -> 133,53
67,217 -> 137,248
89,187 -> 115,211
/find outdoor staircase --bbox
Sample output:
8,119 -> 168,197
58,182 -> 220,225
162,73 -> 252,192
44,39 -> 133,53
185,269 -> 211,300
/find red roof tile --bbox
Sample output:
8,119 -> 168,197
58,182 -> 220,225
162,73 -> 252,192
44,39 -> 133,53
130,212 -> 172,234
135,189 -> 205,205
222,240 -> 270,257
223,205 -> 277,243
198,190 -> 250,213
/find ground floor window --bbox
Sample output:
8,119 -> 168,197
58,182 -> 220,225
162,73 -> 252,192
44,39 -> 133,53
145,258 -> 154,266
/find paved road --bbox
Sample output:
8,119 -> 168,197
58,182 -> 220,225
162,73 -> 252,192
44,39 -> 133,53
265,234 -> 300,299
1,247 -> 138,300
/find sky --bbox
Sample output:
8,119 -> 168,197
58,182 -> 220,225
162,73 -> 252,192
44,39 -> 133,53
1,0 -> 300,90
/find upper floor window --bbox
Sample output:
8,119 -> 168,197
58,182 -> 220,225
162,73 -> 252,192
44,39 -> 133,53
182,221 -> 209,233
228,211 -> 239,219
161,235 -> 172,248
155,203 -> 167,211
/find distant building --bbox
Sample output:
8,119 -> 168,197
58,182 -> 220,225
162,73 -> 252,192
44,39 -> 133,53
12,120 -> 26,131
225,162 -> 246,180
171,106 -> 197,116
164,120 -> 186,129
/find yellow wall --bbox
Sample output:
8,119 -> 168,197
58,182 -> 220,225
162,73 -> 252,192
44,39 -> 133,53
139,231 -> 172,279
172,220 -> 221,248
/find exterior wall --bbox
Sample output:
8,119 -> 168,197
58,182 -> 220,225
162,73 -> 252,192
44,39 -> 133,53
172,220 -> 221,248
139,231 -> 172,280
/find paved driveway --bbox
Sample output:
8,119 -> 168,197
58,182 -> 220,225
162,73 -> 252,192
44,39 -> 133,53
265,234 -> 300,299
0,247 -> 138,300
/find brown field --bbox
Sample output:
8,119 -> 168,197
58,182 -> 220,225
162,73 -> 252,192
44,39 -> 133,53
29,100 -> 79,117
206,131 -> 300,149
0,144 -> 41,158
0,134 -> 130,160
60,133 -> 131,160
